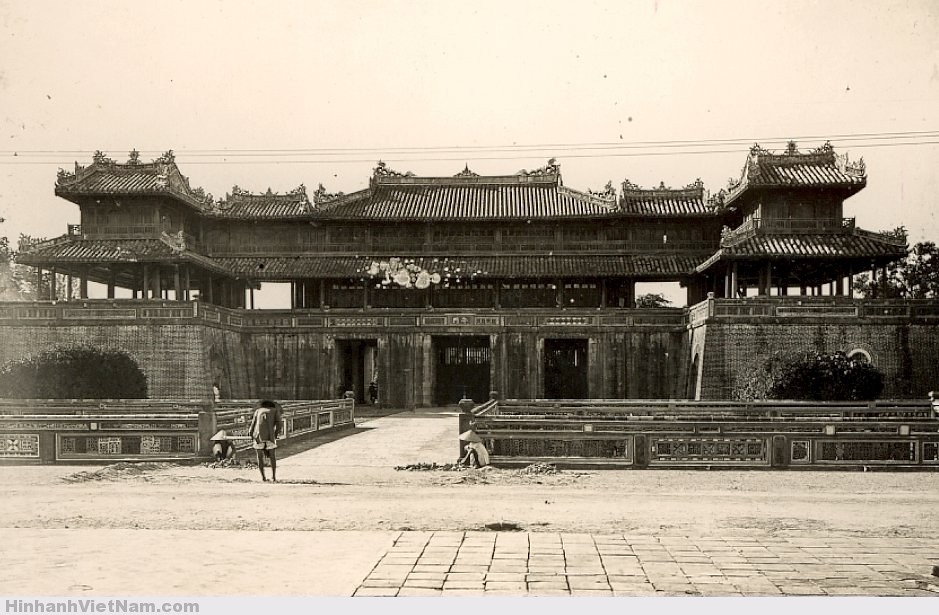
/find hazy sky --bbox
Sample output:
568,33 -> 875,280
1,0 -> 937,303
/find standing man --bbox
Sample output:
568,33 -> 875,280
248,400 -> 283,482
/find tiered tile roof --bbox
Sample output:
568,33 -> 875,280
216,254 -> 704,280
695,232 -> 908,272
16,236 -> 228,274
207,185 -> 313,219
619,178 -> 716,216
722,141 -> 867,206
54,150 -> 214,211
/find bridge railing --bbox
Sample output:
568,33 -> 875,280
467,399 -> 939,469
0,397 -> 355,463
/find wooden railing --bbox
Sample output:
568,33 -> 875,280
0,300 -> 689,329
687,297 -> 939,323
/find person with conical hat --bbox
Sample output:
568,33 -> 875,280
458,430 -> 490,468
209,429 -> 236,463
248,400 -> 283,482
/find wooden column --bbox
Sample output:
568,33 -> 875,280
290,282 -> 296,309
107,269 -> 116,299
555,278 -> 563,308
730,262 -> 738,298
66,274 -> 73,301
79,267 -> 88,299
173,265 -> 182,301
319,279 -> 326,308
183,265 -> 191,300
599,279 -> 607,308
764,262 -> 772,296
250,286 -> 255,310
206,274 -> 214,304
154,266 -> 162,299
724,270 -> 731,299
848,269 -> 855,298
36,268 -> 43,300
50,268 -> 57,300
142,265 -> 150,299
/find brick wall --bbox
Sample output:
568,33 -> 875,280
0,324 -> 210,398
696,322 -> 939,399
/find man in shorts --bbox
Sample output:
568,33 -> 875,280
248,400 -> 283,482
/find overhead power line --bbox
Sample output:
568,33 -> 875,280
0,130 -> 937,165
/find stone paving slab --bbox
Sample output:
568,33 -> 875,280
355,530 -> 939,597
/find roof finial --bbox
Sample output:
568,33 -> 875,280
454,164 -> 479,178
786,140 -> 798,155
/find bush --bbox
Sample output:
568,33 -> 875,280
0,345 -> 148,399
767,351 -> 884,401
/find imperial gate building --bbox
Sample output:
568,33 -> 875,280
6,143 -> 938,406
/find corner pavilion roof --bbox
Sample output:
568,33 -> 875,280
694,231 -> 908,273
54,150 -> 214,211
722,141 -> 867,207
16,236 -> 229,275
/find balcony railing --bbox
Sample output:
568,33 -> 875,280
722,217 -> 855,244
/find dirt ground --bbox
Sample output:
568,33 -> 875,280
3,456 -> 939,537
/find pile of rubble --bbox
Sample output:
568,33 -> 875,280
61,462 -> 173,483
394,462 -> 465,471
517,463 -> 561,475
202,458 -> 258,469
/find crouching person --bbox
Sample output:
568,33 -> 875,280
210,429 -> 237,463
249,400 -> 283,482
458,430 -> 490,468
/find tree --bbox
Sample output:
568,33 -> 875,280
635,293 -> 672,308
0,218 -> 41,300
767,351 -> 884,401
0,345 -> 148,398
853,241 -> 939,299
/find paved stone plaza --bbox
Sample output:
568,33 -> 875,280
355,531 -> 939,596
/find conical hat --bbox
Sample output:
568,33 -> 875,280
459,430 -> 482,443
209,430 -> 229,442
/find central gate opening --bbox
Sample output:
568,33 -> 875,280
433,336 -> 491,405
544,338 -> 589,399
337,339 -> 378,403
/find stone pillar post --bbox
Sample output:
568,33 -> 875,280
197,402 -> 218,461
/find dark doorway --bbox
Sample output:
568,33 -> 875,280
337,339 -> 378,403
434,336 -> 491,405
544,338 -> 589,399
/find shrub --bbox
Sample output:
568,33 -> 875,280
0,345 -> 148,398
767,351 -> 884,401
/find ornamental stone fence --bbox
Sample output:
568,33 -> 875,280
0,398 -> 354,463
464,399 -> 939,470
